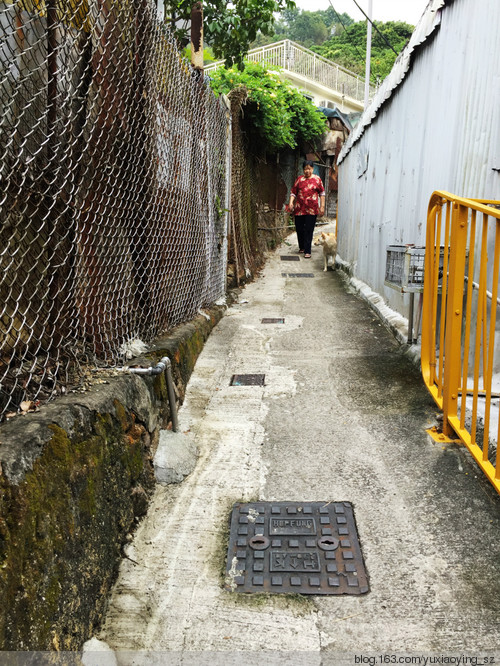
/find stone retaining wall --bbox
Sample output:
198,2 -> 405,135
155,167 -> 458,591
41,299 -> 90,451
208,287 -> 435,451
0,307 -> 224,650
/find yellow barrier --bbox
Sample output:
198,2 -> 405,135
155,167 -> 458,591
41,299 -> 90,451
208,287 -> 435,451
421,191 -> 500,494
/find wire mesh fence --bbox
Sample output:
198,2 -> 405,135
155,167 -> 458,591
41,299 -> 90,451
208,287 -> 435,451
0,0 -> 233,419
227,87 -> 258,285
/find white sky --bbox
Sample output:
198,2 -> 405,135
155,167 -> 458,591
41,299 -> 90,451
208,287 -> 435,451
293,0 -> 431,26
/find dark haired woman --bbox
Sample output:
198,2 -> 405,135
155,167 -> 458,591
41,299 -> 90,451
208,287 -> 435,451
288,160 -> 325,258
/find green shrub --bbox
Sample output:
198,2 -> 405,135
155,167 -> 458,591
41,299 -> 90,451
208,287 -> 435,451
209,62 -> 327,153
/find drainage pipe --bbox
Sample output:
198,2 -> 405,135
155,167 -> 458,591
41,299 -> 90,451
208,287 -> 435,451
128,357 -> 178,432
464,276 -> 500,306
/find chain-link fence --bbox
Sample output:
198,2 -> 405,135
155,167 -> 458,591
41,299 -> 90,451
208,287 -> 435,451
0,0 -> 233,419
227,112 -> 299,282
227,87 -> 258,285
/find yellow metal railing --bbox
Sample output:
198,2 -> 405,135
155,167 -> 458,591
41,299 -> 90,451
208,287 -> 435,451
422,191 -> 500,494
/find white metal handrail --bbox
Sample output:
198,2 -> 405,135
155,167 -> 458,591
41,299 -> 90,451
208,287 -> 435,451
205,40 -> 372,103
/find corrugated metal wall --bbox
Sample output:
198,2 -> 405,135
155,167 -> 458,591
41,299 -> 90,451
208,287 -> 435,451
337,0 -> 500,320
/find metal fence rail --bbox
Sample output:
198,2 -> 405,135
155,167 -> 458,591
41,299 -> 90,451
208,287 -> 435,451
205,40 -> 371,104
0,0 -> 232,419
421,191 -> 500,494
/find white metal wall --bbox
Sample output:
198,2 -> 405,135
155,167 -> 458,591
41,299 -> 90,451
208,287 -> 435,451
337,0 -> 500,319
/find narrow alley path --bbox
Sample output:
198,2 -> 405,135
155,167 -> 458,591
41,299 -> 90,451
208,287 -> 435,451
97,228 -> 500,664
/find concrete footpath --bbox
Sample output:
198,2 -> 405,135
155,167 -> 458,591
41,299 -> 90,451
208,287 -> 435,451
93,227 -> 500,664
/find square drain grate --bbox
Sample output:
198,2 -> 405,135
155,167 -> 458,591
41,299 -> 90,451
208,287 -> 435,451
281,273 -> 315,278
230,374 -> 266,386
280,255 -> 300,262
261,318 -> 285,324
225,501 -> 369,595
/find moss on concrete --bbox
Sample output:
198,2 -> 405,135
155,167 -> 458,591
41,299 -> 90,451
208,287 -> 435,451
0,410 -> 153,650
0,306 -> 225,650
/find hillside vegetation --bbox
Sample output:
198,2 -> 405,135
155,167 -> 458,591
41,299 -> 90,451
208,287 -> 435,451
251,7 -> 414,84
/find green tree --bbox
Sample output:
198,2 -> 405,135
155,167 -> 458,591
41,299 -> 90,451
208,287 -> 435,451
277,8 -> 354,44
314,19 -> 413,81
209,62 -> 327,153
288,11 -> 329,47
313,20 -> 367,76
251,7 -> 413,83
163,0 -> 296,68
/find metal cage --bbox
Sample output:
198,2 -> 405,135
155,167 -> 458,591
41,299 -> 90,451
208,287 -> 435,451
385,245 -> 427,293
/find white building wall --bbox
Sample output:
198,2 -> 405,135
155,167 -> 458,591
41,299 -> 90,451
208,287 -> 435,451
337,0 -> 500,319
278,70 -> 364,114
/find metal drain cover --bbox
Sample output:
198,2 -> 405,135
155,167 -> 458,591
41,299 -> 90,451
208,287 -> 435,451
261,318 -> 285,324
281,273 -> 315,278
225,501 -> 369,595
230,374 -> 266,386
280,255 -> 300,261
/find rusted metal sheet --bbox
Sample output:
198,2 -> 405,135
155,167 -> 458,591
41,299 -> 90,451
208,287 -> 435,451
190,2 -> 203,72
225,501 -> 369,595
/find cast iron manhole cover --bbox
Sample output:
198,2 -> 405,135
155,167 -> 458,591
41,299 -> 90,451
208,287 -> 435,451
230,374 -> 266,386
261,318 -> 285,324
280,255 -> 300,261
281,273 -> 315,278
225,501 -> 369,595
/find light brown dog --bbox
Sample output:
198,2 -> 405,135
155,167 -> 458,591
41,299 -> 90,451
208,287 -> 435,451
313,232 -> 337,271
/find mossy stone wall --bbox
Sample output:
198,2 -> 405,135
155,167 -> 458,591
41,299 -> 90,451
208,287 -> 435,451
0,307 -> 223,650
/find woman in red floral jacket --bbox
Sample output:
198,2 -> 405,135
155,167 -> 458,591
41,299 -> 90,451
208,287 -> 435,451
288,160 -> 325,258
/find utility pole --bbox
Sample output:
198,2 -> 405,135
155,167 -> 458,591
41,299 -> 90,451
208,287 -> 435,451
363,0 -> 373,109
190,2 -> 204,75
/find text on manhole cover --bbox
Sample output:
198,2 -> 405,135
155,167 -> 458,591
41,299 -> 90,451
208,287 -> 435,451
225,501 -> 369,595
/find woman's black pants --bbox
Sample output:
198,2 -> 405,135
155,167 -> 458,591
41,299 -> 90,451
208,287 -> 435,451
295,215 -> 317,254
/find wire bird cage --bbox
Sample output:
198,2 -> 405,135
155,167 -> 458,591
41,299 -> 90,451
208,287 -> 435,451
385,245 -> 427,293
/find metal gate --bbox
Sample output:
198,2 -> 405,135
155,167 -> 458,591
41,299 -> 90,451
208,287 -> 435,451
421,191 -> 500,494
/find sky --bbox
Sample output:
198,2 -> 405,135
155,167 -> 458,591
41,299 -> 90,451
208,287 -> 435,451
293,0 -> 431,27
